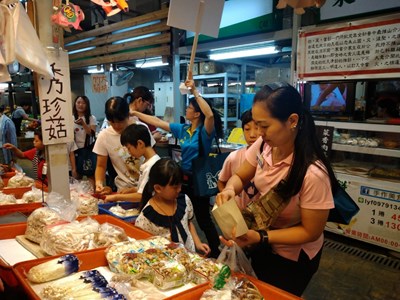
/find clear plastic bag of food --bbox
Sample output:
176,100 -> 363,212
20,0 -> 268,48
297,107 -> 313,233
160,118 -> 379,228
216,243 -> 257,278
25,207 -> 64,244
191,258 -> 224,284
46,191 -> 78,222
200,276 -> 264,300
7,171 -> 34,187
232,276 -> 264,300
152,259 -> 187,290
93,222 -> 128,248
118,252 -> 149,279
0,192 -> 17,205
105,236 -> 170,275
22,186 -> 47,203
105,241 -> 145,274
110,273 -> 165,300
74,193 -> 98,216
40,221 -> 92,255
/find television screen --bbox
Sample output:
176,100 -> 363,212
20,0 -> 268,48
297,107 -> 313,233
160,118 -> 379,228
304,82 -> 355,116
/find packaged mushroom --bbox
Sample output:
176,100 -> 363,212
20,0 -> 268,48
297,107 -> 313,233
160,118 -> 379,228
191,258 -> 224,284
25,207 -> 64,244
21,187 -> 47,203
40,221 -> 92,255
92,222 -> 128,248
7,172 -> 35,187
152,258 -> 187,290
200,276 -> 264,300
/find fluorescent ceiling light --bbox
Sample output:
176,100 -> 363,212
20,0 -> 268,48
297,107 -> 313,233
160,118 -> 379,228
209,45 -> 278,60
68,47 -> 96,55
88,66 -> 104,74
135,57 -> 168,68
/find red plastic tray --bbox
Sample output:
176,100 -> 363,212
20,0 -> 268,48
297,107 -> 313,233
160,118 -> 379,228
13,250 -> 301,300
0,214 -> 152,287
167,273 -> 302,300
1,180 -> 48,199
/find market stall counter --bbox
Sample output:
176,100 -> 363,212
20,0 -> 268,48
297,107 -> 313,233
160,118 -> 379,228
0,215 -> 152,288
12,246 -> 302,300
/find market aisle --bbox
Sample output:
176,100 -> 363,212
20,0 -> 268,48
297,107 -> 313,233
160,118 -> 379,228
303,233 -> 400,300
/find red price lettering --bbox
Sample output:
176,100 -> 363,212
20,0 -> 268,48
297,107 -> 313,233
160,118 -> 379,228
385,222 -> 400,230
391,214 -> 400,222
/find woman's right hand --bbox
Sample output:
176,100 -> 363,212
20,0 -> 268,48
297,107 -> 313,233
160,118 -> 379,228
74,117 -> 85,126
215,188 -> 236,206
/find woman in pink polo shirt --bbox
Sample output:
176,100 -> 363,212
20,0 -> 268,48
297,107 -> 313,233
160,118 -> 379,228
216,84 -> 337,296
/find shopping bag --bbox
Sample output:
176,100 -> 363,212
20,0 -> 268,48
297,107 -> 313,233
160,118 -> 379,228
75,133 -> 97,176
75,144 -> 97,177
191,151 -> 229,197
216,243 -> 257,278
212,199 -> 248,239
328,185 -> 360,225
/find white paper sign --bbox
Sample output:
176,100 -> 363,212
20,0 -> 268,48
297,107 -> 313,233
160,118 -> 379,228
212,199 -> 248,239
38,49 -> 74,145
167,0 -> 225,38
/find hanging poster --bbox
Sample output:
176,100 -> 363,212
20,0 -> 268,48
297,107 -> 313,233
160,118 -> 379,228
91,74 -> 108,93
297,14 -> 400,81
37,49 -> 74,145
327,173 -> 400,252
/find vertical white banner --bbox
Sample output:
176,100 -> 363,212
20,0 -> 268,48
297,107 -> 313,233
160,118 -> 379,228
37,49 -> 73,145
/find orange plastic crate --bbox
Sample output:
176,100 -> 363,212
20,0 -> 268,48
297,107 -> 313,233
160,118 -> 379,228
167,274 -> 302,300
13,247 -> 205,300
0,202 -> 44,217
13,249 -> 109,300
1,180 -> 48,199
0,214 -> 152,287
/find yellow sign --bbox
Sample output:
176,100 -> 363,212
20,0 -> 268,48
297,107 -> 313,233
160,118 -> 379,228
227,127 -> 247,145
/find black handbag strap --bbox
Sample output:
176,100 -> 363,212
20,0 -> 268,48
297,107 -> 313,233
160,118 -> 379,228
84,130 -> 96,148
197,126 -> 221,157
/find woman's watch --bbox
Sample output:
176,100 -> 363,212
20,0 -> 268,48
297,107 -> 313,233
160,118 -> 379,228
257,230 -> 269,245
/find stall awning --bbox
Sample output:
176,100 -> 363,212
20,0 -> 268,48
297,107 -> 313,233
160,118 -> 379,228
64,8 -> 171,70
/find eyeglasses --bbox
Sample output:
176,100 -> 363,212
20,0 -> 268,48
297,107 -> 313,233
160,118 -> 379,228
143,100 -> 153,109
186,106 -> 195,110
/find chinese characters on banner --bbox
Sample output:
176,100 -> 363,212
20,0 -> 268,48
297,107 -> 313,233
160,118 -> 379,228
38,49 -> 73,145
297,14 -> 400,80
91,74 -> 108,93
316,125 -> 334,157
333,173 -> 400,252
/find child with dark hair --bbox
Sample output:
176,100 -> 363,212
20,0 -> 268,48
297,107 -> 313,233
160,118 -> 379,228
135,158 -> 210,255
4,128 -> 46,182
131,79 -> 223,258
93,96 -> 156,194
104,124 -> 160,202
218,109 -> 260,210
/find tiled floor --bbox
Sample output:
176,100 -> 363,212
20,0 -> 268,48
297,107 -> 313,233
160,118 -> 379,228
303,232 -> 400,300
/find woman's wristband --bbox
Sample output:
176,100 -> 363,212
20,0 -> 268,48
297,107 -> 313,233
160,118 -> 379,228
257,230 -> 269,245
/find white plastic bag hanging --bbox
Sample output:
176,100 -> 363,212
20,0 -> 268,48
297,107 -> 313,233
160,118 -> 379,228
12,2 -> 53,79
0,0 -> 17,81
